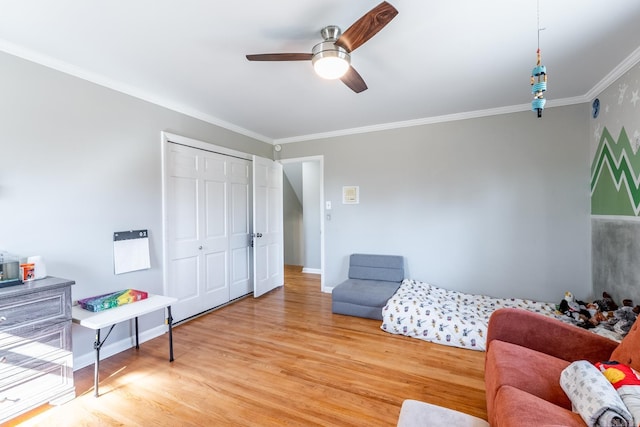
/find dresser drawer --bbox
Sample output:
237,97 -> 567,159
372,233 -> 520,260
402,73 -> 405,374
0,352 -> 74,424
0,286 -> 71,332
0,321 -> 71,385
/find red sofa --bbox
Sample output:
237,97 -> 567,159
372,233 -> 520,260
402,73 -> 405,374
485,308 -> 640,426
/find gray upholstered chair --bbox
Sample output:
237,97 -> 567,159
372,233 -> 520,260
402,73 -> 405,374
331,253 -> 404,320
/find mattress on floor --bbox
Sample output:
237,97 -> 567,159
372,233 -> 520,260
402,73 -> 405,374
380,279 -> 621,351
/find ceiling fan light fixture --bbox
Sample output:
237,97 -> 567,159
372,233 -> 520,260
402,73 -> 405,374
246,3 -> 399,92
312,42 -> 350,80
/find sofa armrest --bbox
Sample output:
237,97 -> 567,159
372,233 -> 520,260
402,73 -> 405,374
487,308 -> 619,363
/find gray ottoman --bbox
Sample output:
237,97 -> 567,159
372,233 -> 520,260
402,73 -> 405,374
397,400 -> 489,427
331,254 -> 404,320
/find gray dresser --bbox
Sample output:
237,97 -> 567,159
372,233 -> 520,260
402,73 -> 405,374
0,277 -> 75,423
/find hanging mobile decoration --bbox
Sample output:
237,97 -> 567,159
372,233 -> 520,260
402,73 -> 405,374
531,0 -> 547,118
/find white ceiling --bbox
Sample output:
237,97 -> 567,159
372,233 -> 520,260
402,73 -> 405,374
2,0 -> 640,143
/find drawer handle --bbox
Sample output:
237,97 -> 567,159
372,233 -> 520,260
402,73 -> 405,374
0,357 -> 6,363
0,396 -> 20,403
0,316 -> 5,323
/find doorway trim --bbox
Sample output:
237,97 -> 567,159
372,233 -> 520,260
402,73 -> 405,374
161,131 -> 253,161
280,155 -> 326,291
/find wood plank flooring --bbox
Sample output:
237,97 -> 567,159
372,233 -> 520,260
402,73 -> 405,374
12,266 -> 487,426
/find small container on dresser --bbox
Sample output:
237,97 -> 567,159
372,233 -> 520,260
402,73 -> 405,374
0,277 -> 75,424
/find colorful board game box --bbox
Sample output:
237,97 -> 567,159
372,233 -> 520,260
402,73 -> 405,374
78,289 -> 148,312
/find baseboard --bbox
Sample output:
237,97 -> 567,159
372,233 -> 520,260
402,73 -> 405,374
73,324 -> 169,370
302,267 -> 321,275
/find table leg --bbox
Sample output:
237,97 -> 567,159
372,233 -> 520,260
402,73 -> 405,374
93,329 -> 101,398
167,306 -> 174,362
92,324 -> 115,398
135,317 -> 139,349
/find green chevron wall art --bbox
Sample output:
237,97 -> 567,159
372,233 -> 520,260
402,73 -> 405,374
591,126 -> 640,215
590,63 -> 640,216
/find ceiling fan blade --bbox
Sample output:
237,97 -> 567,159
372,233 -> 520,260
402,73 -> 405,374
340,66 -> 368,93
334,1 -> 398,52
246,53 -> 312,61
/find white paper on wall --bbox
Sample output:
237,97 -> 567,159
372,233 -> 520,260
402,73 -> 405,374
113,230 -> 151,275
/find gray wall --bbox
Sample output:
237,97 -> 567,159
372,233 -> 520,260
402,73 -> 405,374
302,161 -> 321,271
281,104 -> 592,302
589,62 -> 640,305
0,51 -> 271,368
593,219 -> 640,305
283,173 -> 303,265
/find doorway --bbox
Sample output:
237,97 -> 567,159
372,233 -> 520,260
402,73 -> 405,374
161,132 -> 284,323
280,156 -> 325,290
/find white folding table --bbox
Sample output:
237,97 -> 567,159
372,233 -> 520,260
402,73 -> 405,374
72,294 -> 178,397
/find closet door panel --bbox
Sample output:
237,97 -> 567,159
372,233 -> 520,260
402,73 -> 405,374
166,146 -> 205,320
201,156 -> 230,309
169,254 -> 199,302
229,160 -> 252,299
204,251 -> 227,293
172,177 -> 199,242
204,180 -> 227,239
230,247 -> 250,299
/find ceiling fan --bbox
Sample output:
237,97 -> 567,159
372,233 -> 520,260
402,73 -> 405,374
246,2 -> 398,93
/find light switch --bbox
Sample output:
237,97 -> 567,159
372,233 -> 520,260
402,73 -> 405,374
326,201 -> 332,210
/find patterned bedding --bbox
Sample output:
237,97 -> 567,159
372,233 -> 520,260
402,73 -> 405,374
380,279 -> 622,351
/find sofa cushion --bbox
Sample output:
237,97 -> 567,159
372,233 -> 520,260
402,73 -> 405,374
486,308 -> 618,363
331,300 -> 388,320
610,320 -> 640,371
332,279 -> 401,307
348,254 -> 404,282
485,340 -> 572,425
492,386 -> 585,427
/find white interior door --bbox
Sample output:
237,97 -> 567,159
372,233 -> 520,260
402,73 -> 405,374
253,156 -> 284,297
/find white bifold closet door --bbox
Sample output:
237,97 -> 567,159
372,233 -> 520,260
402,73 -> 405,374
165,142 -> 252,323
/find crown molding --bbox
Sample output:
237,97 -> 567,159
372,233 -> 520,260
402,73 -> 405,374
3,37 -> 640,147
275,48 -> 640,144
0,39 -> 273,144
274,96 -> 589,144
585,45 -> 640,101
274,105 -> 526,144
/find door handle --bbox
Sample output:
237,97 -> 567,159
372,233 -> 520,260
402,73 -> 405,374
250,233 -> 262,248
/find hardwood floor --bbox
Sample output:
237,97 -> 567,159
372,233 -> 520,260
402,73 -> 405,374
13,266 -> 487,426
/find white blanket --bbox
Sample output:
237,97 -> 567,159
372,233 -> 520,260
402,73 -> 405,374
561,360 -> 633,427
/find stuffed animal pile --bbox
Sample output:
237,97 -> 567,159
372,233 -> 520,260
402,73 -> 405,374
558,291 -> 640,337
